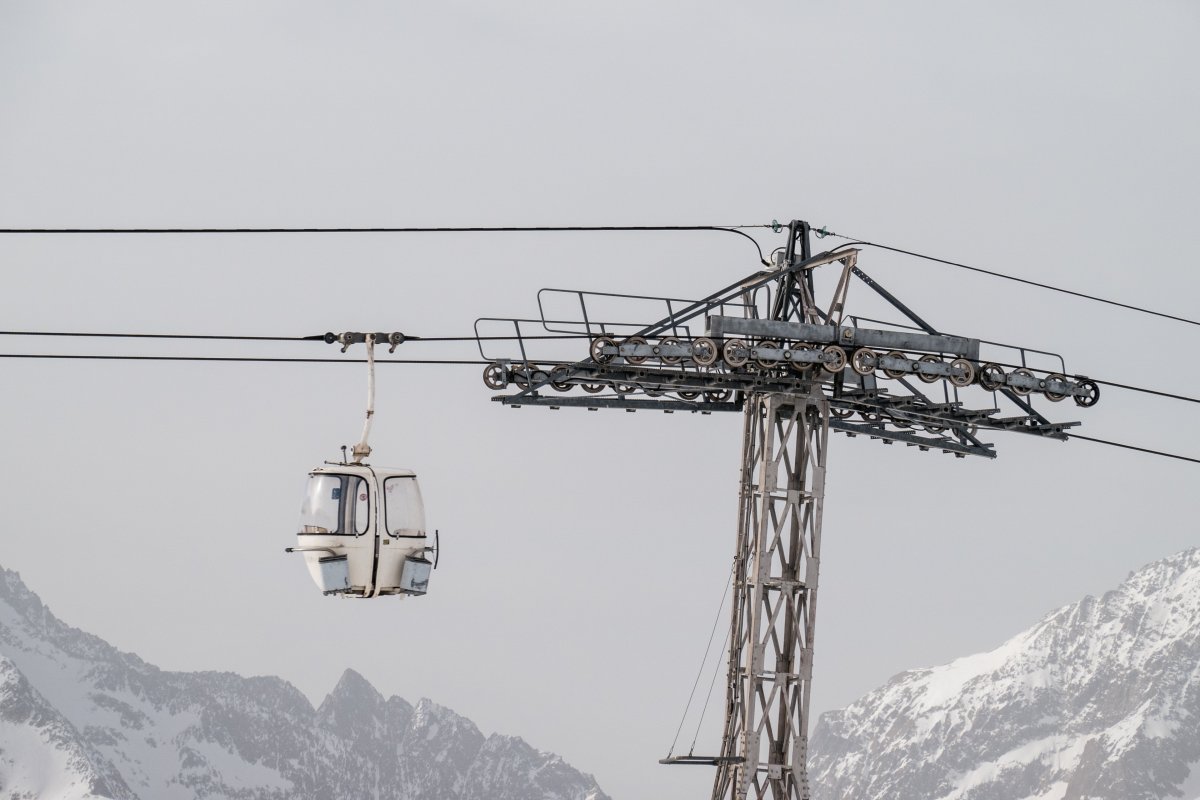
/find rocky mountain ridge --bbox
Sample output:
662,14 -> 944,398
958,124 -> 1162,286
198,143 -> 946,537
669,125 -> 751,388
809,547 -> 1200,800
0,565 -> 609,800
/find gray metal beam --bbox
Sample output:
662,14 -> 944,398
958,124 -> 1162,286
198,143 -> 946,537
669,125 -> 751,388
828,419 -> 996,458
707,317 -> 980,360
493,394 -> 743,413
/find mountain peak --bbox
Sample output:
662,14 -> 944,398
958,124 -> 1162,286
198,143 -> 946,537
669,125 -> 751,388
810,547 -> 1200,800
326,667 -> 385,707
0,564 -> 610,800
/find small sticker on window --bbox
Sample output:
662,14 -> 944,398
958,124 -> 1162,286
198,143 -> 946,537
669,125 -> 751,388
332,487 -> 342,500
359,493 -> 368,501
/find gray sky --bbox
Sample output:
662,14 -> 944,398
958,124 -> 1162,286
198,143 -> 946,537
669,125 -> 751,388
2,2 -> 1198,798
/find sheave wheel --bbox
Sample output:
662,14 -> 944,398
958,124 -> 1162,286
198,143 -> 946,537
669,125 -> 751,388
659,337 -> 683,365
1043,372 -> 1069,402
549,365 -> 573,392
822,345 -> 847,374
482,363 -> 508,390
948,358 -> 975,388
754,341 -> 780,369
979,363 -> 1006,391
882,351 -> 908,379
1011,368 -> 1035,396
623,336 -> 650,365
790,345 -> 813,374
590,336 -> 617,364
917,354 -> 942,384
691,337 -> 719,367
850,349 -> 878,376
723,339 -> 749,368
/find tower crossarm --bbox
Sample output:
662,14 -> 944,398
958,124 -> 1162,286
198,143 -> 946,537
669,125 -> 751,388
708,317 -> 980,360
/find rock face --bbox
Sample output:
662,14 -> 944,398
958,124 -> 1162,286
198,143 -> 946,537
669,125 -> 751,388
0,566 -> 609,800
809,548 -> 1200,800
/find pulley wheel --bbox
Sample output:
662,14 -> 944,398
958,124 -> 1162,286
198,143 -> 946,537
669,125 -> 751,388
1043,372 -> 1069,402
513,363 -> 540,389
831,406 -> 854,419
790,344 -> 813,374
691,337 -> 719,367
948,358 -> 976,388
623,336 -> 650,365
482,363 -> 508,390
917,354 -> 942,383
590,335 -> 617,364
882,351 -> 908,379
659,337 -> 683,365
580,382 -> 605,393
753,340 -> 780,369
822,345 -> 848,374
1073,378 -> 1100,407
615,383 -> 638,395
850,348 -> 878,376
645,386 -> 666,397
1011,368 -> 1035,396
677,389 -> 701,400
704,388 -> 733,402
549,365 -> 573,392
722,338 -> 749,368
979,363 -> 1006,391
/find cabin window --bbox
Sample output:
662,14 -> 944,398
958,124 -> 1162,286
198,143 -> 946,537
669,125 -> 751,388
299,473 -> 371,536
384,476 -> 424,537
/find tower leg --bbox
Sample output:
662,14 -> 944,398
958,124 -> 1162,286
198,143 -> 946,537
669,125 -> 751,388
711,389 -> 829,800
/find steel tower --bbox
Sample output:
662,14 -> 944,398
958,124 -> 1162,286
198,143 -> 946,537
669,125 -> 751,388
474,220 -> 1098,799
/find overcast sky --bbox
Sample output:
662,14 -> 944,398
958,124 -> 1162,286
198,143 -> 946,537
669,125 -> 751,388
2,2 -> 1198,798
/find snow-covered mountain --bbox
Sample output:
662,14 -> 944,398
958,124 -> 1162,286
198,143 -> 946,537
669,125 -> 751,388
0,565 -> 609,800
810,548 -> 1200,800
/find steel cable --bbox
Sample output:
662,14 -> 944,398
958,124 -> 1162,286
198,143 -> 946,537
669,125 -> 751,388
667,563 -> 735,759
0,224 -> 772,265
822,231 -> 1200,328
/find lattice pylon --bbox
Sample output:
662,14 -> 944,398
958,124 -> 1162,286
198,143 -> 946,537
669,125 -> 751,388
711,388 -> 829,800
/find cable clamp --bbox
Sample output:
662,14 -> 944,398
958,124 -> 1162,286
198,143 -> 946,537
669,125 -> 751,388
325,331 -> 409,353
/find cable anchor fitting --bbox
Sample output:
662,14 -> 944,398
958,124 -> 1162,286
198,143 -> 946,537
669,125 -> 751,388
324,331 -> 409,353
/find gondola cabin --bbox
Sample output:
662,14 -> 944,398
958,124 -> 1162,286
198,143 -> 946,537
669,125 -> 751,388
292,465 -> 432,598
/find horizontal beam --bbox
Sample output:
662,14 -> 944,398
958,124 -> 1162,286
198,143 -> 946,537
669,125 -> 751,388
493,394 -> 742,413
660,755 -> 746,766
707,317 -> 980,360
828,419 -> 996,458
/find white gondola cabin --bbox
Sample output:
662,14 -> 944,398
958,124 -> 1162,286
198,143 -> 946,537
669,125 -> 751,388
286,331 -> 435,598
292,464 -> 432,597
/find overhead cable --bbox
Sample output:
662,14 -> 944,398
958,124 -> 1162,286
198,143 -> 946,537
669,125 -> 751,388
0,330 -> 591,343
0,223 -> 772,265
4,352 -> 1196,465
666,564 -> 735,760
821,230 -> 1200,328
1068,434 -> 1200,465
7,330 -> 1198,406
1088,378 -> 1199,405
0,330 -> 315,342
0,354 -> 488,365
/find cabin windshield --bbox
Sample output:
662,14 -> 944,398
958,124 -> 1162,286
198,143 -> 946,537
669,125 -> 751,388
384,476 -> 424,536
299,473 -> 371,535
